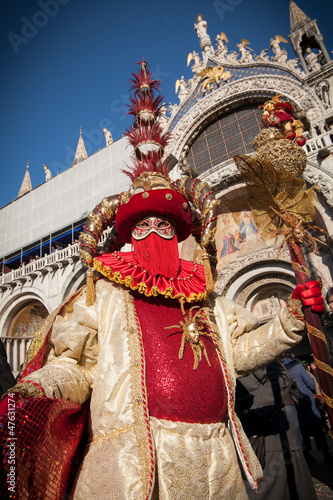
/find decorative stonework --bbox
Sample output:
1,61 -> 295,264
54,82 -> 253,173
200,160 -> 240,191
236,276 -> 293,308
214,247 -> 291,296
303,165 -> 333,208
167,74 -> 325,160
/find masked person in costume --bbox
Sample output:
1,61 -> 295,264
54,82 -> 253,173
0,61 -> 324,500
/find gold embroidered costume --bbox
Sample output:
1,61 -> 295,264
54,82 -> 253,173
21,278 -> 305,499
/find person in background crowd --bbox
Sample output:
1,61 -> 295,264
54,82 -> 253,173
282,352 -> 333,467
236,359 -> 316,500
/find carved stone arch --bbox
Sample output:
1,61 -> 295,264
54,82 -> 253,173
168,74 -> 325,161
61,264 -> 86,302
0,290 -> 49,338
222,259 -> 295,310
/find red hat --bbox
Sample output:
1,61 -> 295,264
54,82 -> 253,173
116,188 -> 192,243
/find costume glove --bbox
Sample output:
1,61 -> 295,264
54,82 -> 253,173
292,280 -> 325,314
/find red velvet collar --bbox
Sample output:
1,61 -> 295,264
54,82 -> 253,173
93,251 -> 207,303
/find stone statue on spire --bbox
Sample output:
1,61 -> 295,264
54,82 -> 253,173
194,15 -> 213,56
305,48 -> 322,72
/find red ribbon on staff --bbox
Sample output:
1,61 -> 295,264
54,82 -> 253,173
288,242 -> 333,429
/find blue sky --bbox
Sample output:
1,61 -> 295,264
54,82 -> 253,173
1,0 -> 332,208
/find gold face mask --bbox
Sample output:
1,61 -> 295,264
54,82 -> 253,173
131,216 -> 175,240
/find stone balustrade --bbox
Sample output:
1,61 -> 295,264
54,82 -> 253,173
303,130 -> 333,156
0,243 -> 81,287
0,228 -> 113,287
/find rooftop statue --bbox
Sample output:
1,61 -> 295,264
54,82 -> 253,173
215,32 -> 228,60
43,164 -> 52,182
194,14 -> 213,55
236,39 -> 254,63
175,75 -> 190,103
187,51 -> 203,74
305,47 -> 322,72
197,65 -> 232,92
270,35 -> 288,64
103,128 -> 113,146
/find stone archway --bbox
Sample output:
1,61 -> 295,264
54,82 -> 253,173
0,292 -> 49,375
8,301 -> 48,338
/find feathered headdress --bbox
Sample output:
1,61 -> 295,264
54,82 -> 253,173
80,59 -> 219,296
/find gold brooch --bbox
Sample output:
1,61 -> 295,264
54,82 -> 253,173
165,299 -> 213,370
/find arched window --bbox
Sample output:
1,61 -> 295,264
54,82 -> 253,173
186,103 -> 263,174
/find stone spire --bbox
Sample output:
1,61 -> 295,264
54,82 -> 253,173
17,161 -> 32,198
289,0 -> 311,32
73,127 -> 88,165
289,0 -> 331,73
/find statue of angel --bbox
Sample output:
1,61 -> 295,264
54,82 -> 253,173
270,36 -> 288,64
157,104 -> 169,128
175,76 -> 190,103
187,51 -> 203,74
215,32 -> 228,59
236,39 -> 254,63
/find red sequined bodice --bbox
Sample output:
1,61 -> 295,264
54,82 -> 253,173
134,293 -> 228,424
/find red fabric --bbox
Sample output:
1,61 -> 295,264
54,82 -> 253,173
274,110 -> 293,123
0,394 -> 88,499
116,189 -> 192,243
296,137 -> 306,147
132,233 -> 180,278
135,293 -> 228,424
0,288 -> 89,499
274,101 -> 293,114
95,252 -> 207,300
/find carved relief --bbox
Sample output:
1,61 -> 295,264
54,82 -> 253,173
214,248 -> 291,296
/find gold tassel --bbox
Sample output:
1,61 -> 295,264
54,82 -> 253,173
86,267 -> 96,306
201,252 -> 215,295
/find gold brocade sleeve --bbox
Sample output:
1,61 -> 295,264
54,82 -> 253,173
213,297 -> 305,379
22,295 -> 99,404
224,299 -> 305,377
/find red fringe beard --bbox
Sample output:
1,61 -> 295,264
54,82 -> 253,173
132,232 -> 180,278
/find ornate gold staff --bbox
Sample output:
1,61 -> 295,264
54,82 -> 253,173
233,103 -> 333,428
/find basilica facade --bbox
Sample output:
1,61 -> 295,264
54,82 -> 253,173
1,1 -> 333,375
